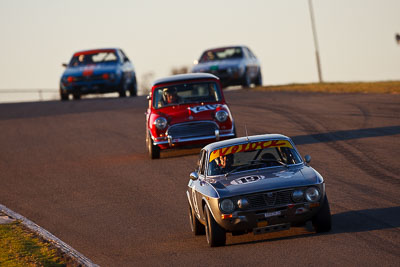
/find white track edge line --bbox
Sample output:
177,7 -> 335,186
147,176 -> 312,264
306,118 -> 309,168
0,204 -> 99,267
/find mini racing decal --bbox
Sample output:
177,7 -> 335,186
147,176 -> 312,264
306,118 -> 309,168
189,104 -> 221,114
209,140 -> 293,162
230,175 -> 266,185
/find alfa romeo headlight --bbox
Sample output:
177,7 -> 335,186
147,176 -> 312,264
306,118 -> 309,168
220,199 -> 235,213
305,187 -> 321,203
154,117 -> 167,130
291,189 -> 304,202
215,110 -> 228,122
237,198 -> 249,209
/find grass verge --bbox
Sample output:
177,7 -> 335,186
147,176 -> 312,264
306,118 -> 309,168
0,218 -> 75,267
252,81 -> 400,94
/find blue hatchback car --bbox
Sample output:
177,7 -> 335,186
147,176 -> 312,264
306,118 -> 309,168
60,48 -> 137,100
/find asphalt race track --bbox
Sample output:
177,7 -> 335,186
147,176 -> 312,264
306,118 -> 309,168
0,90 -> 399,266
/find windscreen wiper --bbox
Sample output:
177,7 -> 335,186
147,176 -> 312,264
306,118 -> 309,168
224,162 -> 265,177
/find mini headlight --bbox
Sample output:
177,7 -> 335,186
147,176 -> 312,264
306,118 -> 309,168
154,117 -> 167,130
215,110 -> 228,122
291,189 -> 304,202
305,187 -> 321,202
220,199 -> 235,213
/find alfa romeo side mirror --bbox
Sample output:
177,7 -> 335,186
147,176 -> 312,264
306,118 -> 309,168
304,155 -> 311,163
190,172 -> 199,181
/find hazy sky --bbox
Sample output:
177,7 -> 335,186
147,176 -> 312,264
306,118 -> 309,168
0,0 -> 399,91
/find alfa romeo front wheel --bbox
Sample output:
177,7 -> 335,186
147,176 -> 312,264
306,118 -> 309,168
312,195 -> 332,233
204,205 -> 226,247
189,204 -> 205,235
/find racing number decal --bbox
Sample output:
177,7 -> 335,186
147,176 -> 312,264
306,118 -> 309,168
191,186 -> 200,215
189,104 -> 221,114
230,175 -> 266,185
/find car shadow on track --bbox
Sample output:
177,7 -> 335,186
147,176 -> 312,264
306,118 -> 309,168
160,147 -> 201,159
0,96 -> 147,120
291,126 -> 400,145
159,125 -> 400,160
330,206 -> 400,234
226,206 -> 400,247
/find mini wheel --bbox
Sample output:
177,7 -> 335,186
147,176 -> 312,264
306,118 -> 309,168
146,132 -> 160,159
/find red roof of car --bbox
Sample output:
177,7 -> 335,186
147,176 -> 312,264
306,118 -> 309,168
73,48 -> 117,57
152,73 -> 219,87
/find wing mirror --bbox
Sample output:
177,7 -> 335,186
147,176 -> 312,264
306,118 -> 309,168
304,155 -> 311,163
190,172 -> 199,181
62,63 -> 68,67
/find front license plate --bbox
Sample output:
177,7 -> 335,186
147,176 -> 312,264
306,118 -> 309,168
264,211 -> 281,218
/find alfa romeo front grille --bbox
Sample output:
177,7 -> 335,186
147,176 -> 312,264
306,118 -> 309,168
246,190 -> 293,209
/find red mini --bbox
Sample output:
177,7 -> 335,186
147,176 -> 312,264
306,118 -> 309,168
146,73 -> 236,159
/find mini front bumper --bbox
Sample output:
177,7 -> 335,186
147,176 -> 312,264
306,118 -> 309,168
153,132 -> 235,146
152,127 -> 235,149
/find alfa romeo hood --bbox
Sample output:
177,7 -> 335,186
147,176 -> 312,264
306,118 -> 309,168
210,165 -> 320,198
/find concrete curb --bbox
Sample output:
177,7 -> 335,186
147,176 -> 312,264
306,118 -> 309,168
0,204 -> 99,267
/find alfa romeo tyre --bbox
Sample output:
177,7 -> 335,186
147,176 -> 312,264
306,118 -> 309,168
312,195 -> 332,233
204,205 -> 226,247
189,205 -> 205,235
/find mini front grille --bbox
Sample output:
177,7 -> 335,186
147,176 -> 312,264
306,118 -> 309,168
245,190 -> 294,209
167,122 -> 218,139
